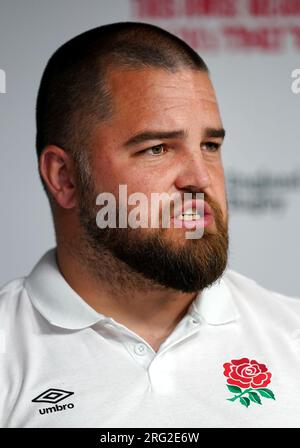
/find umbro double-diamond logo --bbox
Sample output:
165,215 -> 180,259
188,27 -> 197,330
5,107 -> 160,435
32,388 -> 75,415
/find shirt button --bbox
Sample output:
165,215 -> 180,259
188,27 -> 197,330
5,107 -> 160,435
134,343 -> 147,355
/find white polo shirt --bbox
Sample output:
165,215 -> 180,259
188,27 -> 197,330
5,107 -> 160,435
1,248 -> 300,428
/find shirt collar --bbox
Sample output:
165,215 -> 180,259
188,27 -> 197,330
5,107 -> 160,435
25,248 -> 105,330
188,275 -> 240,325
25,248 -> 239,330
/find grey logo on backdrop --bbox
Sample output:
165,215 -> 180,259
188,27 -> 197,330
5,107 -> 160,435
227,170 -> 300,213
0,69 -> 6,94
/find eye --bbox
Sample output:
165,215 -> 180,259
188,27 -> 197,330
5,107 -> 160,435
141,144 -> 166,156
202,142 -> 221,152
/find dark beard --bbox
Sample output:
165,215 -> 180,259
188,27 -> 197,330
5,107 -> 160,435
75,173 -> 229,293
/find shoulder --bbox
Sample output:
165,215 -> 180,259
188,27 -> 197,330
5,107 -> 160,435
0,277 -> 28,329
223,268 -> 300,326
0,277 -> 27,315
224,268 -> 300,303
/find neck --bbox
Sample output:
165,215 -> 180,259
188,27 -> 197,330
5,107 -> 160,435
56,239 -> 199,352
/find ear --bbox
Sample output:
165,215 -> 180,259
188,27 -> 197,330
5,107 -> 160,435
39,145 -> 77,209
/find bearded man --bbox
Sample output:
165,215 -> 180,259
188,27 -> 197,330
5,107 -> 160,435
1,22 -> 300,428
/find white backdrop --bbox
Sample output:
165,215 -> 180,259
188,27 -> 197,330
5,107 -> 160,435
0,0 -> 299,296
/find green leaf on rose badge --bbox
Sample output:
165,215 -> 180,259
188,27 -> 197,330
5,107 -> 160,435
223,358 -> 275,408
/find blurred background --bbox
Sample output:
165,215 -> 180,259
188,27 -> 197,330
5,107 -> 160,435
0,0 -> 299,296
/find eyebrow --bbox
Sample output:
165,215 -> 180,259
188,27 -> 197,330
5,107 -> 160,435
123,127 -> 225,147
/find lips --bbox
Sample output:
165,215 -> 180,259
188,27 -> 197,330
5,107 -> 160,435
172,199 -> 213,220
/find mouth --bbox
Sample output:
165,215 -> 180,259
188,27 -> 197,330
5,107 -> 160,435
170,199 -> 214,229
176,208 -> 202,221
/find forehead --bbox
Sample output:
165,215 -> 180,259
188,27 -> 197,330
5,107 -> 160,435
105,67 -> 220,127
107,67 -> 216,98
100,68 -> 222,138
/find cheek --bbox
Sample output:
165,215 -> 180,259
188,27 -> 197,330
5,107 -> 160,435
125,170 -> 171,198
210,166 -> 227,212
91,151 -> 129,193
91,152 -> 168,198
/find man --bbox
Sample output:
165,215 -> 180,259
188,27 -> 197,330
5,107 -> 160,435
1,21 -> 300,428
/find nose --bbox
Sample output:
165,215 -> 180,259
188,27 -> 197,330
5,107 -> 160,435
174,150 -> 211,192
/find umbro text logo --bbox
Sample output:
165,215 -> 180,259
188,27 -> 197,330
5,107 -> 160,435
32,388 -> 75,415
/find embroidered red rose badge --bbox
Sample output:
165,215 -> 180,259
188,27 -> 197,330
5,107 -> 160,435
223,357 -> 275,407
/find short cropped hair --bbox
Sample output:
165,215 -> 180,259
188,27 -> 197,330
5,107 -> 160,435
36,21 -> 209,201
